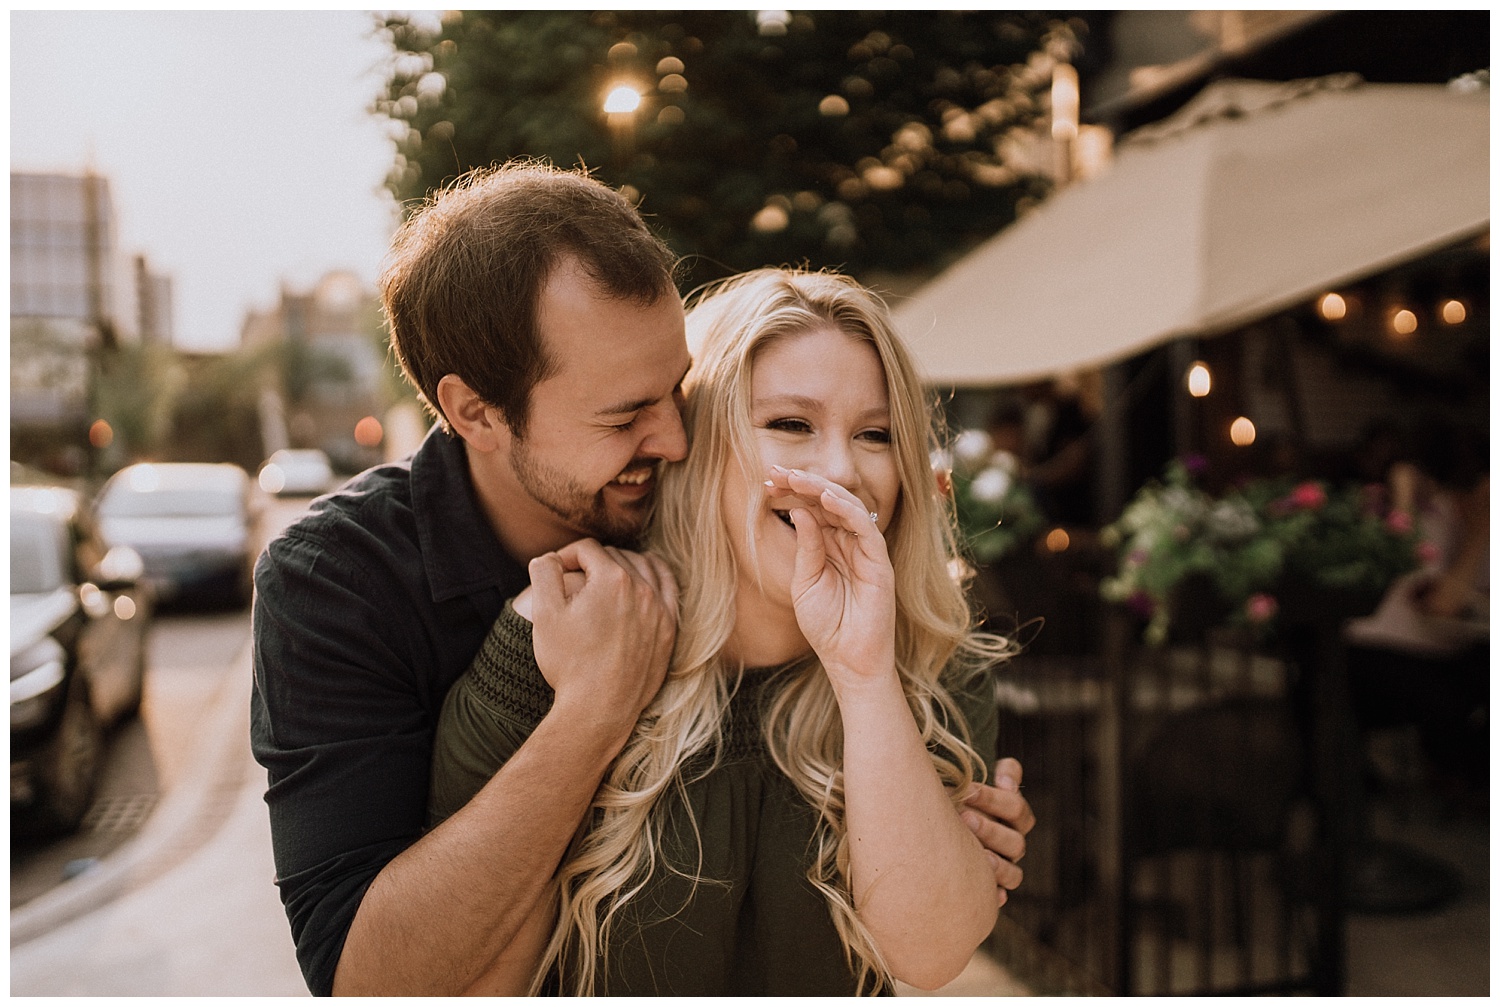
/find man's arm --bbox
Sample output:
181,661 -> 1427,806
961,758 -> 1036,906
331,540 -> 677,995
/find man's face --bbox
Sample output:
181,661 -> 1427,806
504,257 -> 691,548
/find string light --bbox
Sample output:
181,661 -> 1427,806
1229,416 -> 1257,447
1186,361 -> 1212,398
1389,308 -> 1418,338
1316,292 -> 1347,322
1440,299 -> 1468,325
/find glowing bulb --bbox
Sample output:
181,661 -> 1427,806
1317,292 -> 1347,322
603,85 -> 642,115
1390,308 -> 1418,337
1186,361 -> 1212,398
1229,416 -> 1257,447
1441,299 -> 1467,325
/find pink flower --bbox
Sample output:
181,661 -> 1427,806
1288,481 -> 1327,510
1245,593 -> 1279,623
1384,509 -> 1414,535
935,467 -> 953,498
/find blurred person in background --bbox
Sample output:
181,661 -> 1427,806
1345,411 -> 1488,795
427,269 -> 1026,995
250,163 -> 1034,996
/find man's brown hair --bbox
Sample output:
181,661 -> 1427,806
380,160 -> 678,438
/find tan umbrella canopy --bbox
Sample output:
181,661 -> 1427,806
892,75 -> 1490,387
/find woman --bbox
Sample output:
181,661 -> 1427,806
429,268 -> 1013,995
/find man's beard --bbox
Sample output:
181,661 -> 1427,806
509,437 -> 653,548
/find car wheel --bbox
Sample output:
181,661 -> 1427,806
26,677 -> 104,837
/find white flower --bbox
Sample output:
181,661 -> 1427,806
990,449 -> 1019,474
1207,499 -> 1259,540
969,466 -> 1012,503
952,429 -> 993,467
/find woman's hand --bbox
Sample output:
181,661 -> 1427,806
765,465 -> 896,688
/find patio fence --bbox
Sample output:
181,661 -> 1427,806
975,551 -> 1351,995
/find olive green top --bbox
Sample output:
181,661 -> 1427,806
428,602 -> 998,996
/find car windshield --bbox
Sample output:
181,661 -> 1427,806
12,513 -> 66,594
99,487 -> 243,519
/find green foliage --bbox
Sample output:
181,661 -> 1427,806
373,11 -> 1096,287
93,341 -> 186,463
1101,460 -> 1418,645
940,428 -> 1046,564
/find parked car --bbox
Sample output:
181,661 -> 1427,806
95,462 -> 260,608
257,448 -> 335,497
12,485 -> 152,835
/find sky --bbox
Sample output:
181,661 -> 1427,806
11,10 -> 401,352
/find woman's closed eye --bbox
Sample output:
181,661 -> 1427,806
857,427 -> 891,445
765,417 -> 812,434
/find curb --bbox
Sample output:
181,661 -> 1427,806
10,635 -> 257,947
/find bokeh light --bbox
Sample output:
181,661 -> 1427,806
819,94 -> 849,117
355,415 -> 384,447
1045,527 -> 1071,553
1229,416 -> 1257,447
259,464 -> 287,494
1389,308 -> 1418,337
603,85 -> 641,114
89,418 -> 114,448
1186,361 -> 1212,398
1440,299 -> 1467,325
1316,292 -> 1347,321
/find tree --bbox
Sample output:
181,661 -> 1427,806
373,11 -> 1103,288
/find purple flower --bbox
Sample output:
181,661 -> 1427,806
1126,590 -> 1156,618
1181,453 -> 1209,477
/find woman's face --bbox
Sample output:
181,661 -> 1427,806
721,324 -> 902,611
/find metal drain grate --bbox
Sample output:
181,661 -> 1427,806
82,793 -> 158,836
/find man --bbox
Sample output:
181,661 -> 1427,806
251,162 -> 1035,996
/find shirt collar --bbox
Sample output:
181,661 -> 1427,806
410,423 -> 525,603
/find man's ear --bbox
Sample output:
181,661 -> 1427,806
436,374 -> 511,454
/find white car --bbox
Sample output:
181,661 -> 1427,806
258,449 -> 335,497
96,462 -> 260,608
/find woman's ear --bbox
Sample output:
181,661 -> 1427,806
436,374 -> 510,453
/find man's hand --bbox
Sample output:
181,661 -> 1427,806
528,539 -> 678,748
960,757 -> 1036,907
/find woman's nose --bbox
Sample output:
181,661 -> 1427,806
809,440 -> 862,492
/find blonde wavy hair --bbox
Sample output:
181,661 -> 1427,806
533,268 -> 1013,995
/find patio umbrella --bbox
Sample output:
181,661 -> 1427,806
892,75 -> 1490,387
